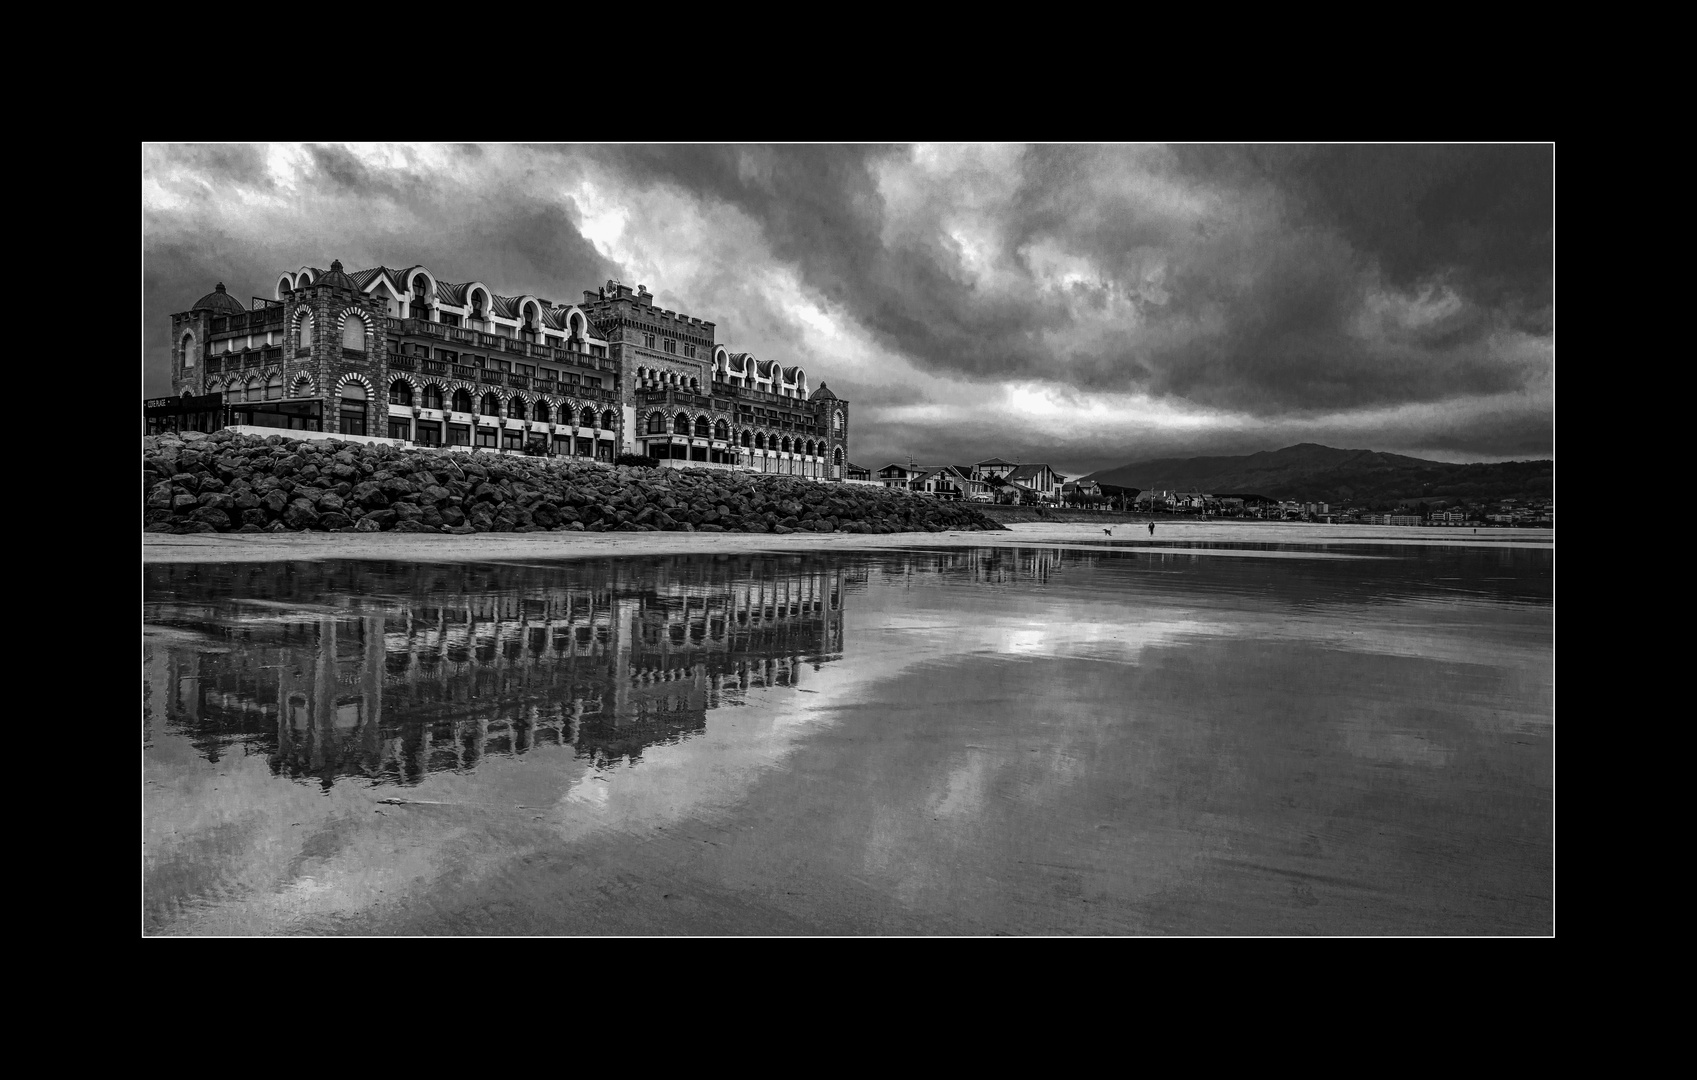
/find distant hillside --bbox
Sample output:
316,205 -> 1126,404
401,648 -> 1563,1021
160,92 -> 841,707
1083,443 -> 1552,507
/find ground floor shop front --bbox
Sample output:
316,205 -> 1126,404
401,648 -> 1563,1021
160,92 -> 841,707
637,435 -> 834,478
378,406 -> 617,461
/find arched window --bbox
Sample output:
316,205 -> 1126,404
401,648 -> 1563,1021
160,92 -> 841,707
391,380 -> 413,406
740,430 -> 751,448
244,378 -> 260,402
694,415 -> 710,438
481,393 -> 500,416
453,388 -> 473,413
291,376 -> 312,398
602,410 -> 616,430
690,377 -> 699,390
533,399 -> 550,423
342,314 -> 365,352
781,437 -> 791,453
297,312 -> 314,353
509,397 -> 526,422
410,275 -> 430,320
278,276 -> 292,298
265,374 -> 282,401
834,409 -> 844,432
754,432 -> 766,450
181,333 -> 197,370
714,419 -> 729,441
673,413 -> 689,435
582,407 -> 597,428
647,412 -> 665,434
423,384 -> 444,410
339,381 -> 367,436
570,312 -> 584,338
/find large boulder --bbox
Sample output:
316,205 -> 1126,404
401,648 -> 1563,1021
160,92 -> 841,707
189,507 -> 231,530
350,481 -> 388,509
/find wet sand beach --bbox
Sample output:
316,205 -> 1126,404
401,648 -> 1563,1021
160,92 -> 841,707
143,521 -> 1553,565
142,523 -> 1553,935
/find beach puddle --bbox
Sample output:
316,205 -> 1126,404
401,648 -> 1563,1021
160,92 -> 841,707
143,541 -> 1552,935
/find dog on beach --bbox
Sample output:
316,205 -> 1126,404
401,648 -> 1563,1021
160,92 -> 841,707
1103,528 -> 1112,536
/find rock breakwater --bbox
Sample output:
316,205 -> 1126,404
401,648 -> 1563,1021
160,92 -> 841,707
142,431 -> 1007,536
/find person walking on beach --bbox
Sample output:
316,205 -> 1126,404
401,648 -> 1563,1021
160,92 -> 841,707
1148,520 -> 1155,537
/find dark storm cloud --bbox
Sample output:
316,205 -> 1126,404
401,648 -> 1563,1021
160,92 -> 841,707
1173,145 -> 1554,331
589,144 -> 1068,363
304,143 -> 370,190
161,144 -> 276,191
591,144 -> 1551,420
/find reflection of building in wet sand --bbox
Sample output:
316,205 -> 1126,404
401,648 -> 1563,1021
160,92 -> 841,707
143,557 -> 845,788
879,546 -> 1091,586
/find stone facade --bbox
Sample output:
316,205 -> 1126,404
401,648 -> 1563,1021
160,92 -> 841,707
166,265 -> 849,477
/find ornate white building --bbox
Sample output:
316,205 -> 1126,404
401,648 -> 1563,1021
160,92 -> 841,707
158,268 -> 851,478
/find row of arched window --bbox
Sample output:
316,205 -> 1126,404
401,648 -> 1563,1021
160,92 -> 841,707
387,381 -> 613,427
642,411 -> 829,455
636,366 -> 701,390
647,413 -> 729,439
292,310 -> 368,354
280,270 -> 592,341
221,375 -> 286,401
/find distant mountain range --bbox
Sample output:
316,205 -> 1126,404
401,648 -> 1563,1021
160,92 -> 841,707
1081,443 -> 1553,507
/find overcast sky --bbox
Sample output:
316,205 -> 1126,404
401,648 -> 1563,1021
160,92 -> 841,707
142,144 -> 1552,476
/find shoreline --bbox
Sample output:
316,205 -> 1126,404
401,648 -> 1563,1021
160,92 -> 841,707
142,521 -> 1554,565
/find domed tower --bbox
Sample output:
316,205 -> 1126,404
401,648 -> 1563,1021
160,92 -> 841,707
287,259 -> 389,436
809,382 -> 849,481
168,282 -> 247,396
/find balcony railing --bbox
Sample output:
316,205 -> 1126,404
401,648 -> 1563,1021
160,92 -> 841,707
205,358 -> 222,373
391,356 -> 416,371
400,318 -> 445,339
422,359 -> 447,375
452,365 -> 478,381
509,374 -> 529,389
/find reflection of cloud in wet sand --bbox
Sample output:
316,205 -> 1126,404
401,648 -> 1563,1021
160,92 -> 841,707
145,545 -> 1551,934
